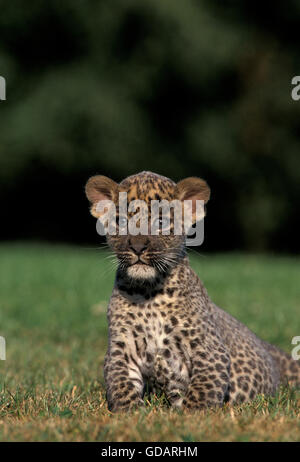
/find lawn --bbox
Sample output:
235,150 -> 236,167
0,243 -> 299,442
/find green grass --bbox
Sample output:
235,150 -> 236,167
0,243 -> 299,441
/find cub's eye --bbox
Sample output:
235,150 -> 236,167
153,217 -> 169,229
116,216 -> 127,228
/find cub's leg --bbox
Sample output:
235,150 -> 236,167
182,344 -> 231,410
153,354 -> 189,408
104,340 -> 144,412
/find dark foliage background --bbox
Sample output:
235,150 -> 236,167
0,0 -> 299,252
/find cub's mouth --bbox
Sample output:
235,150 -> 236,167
131,256 -> 150,265
126,261 -> 157,280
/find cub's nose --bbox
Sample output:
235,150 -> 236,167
129,236 -> 150,255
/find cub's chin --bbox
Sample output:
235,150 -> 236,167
126,263 -> 157,280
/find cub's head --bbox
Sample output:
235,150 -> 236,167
85,171 -> 210,282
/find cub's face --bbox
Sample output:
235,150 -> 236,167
85,171 -> 210,282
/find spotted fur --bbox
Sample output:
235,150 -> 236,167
85,171 -> 300,412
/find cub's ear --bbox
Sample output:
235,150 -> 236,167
85,175 -> 118,217
176,177 -> 210,203
175,177 -> 210,221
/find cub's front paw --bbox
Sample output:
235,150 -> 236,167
109,397 -> 145,413
182,391 -> 220,411
182,397 -> 207,411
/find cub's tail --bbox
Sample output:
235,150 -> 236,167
263,341 -> 300,387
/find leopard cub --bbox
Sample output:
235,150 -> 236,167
85,171 -> 300,412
